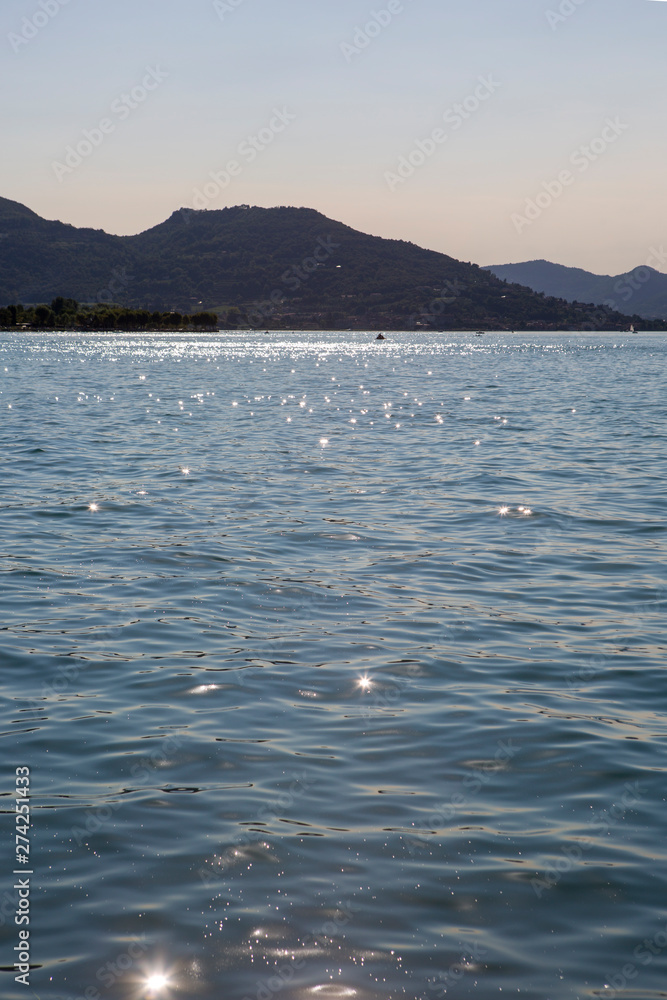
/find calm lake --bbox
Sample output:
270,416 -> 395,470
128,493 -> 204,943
1,331 -> 666,1000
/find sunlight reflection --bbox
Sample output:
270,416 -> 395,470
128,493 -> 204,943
88,502 -> 99,512
190,684 -> 220,695
358,674 -> 372,692
144,973 -> 170,997
311,988 -> 357,998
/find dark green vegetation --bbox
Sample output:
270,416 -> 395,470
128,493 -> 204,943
0,297 -> 217,331
485,258 -> 667,322
1,196 -> 664,330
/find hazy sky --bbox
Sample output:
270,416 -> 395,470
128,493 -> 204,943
2,0 -> 665,273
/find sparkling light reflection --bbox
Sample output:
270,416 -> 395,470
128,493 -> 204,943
144,973 -> 170,996
358,674 -> 372,691
311,988 -> 357,998
190,684 -> 220,695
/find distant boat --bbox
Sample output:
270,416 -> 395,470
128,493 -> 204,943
376,333 -> 386,340
475,330 -> 485,336
629,324 -> 635,333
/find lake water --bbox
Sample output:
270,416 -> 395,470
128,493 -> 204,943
1,331 -> 666,1000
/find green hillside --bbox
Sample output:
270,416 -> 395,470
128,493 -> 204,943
1,198 -> 663,330
485,258 -> 667,322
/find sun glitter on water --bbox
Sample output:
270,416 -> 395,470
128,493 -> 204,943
144,973 -> 170,996
358,674 -> 372,691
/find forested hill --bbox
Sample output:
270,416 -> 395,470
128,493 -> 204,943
0,197 -> 662,330
484,258 -> 667,322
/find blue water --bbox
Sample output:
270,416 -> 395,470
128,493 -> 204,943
1,331 -> 666,1000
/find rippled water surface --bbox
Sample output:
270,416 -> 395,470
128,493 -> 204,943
1,331 -> 666,1000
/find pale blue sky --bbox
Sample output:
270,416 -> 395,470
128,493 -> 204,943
1,0 -> 665,272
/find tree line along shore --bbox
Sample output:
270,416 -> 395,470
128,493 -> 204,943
0,299 -> 218,331
2,297 -> 665,334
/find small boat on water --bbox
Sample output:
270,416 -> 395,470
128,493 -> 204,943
475,330 -> 485,336
376,333 -> 386,340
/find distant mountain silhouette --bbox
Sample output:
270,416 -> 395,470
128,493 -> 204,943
0,197 -> 662,330
484,258 -> 667,321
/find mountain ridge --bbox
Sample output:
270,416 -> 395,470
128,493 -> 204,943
484,258 -> 667,321
1,197 -> 664,330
